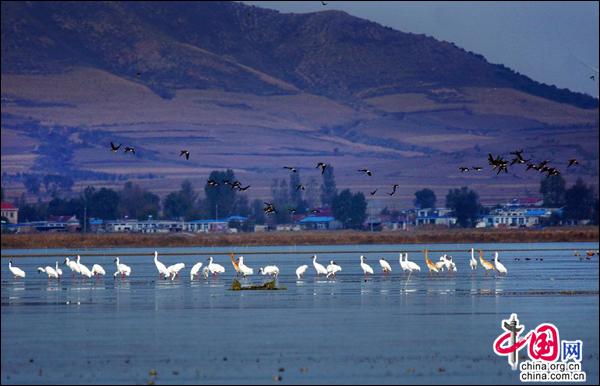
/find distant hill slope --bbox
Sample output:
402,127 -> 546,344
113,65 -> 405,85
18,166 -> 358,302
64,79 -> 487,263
1,1 -> 598,206
2,1 -> 597,107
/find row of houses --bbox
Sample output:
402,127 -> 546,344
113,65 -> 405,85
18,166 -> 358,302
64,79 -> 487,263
1,198 -> 563,233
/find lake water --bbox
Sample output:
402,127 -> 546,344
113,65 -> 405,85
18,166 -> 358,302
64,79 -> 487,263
2,242 -> 599,384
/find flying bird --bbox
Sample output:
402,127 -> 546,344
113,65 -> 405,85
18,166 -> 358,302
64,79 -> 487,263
296,184 -> 305,191
311,209 -> 320,215
283,166 -> 297,173
567,159 -> 579,168
316,162 -> 328,174
459,167 -> 470,173
591,75 -> 596,81
237,185 -> 251,191
207,179 -> 219,187
388,184 -> 399,196
321,1 -> 328,5
358,168 -> 372,176
110,142 -> 121,152
369,189 -> 377,196
472,166 -> 483,171
180,150 -> 190,160
287,208 -> 297,214
124,146 -> 135,155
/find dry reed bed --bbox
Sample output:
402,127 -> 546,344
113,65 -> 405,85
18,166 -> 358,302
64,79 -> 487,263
1,227 -> 598,249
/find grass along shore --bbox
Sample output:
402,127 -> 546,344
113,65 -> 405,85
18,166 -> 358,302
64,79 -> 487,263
1,227 -> 598,250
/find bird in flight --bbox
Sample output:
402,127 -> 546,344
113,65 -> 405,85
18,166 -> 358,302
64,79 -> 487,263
472,166 -> 483,172
296,184 -> 306,191
287,208 -> 297,214
591,75 -> 596,81
316,162 -> 328,174
237,185 -> 251,191
283,166 -> 297,173
321,1 -> 327,5
207,179 -> 219,187
110,142 -> 121,152
510,149 -> 529,165
124,146 -> 135,155
567,159 -> 579,168
264,202 -> 277,215
370,189 -> 378,196
388,184 -> 399,196
459,167 -> 469,173
180,150 -> 190,160
358,168 -> 372,176
311,209 -> 321,215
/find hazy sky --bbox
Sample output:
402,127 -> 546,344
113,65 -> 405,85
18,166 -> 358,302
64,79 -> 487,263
244,1 -> 599,97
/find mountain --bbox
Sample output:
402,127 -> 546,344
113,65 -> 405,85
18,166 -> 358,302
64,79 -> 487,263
1,1 -> 598,206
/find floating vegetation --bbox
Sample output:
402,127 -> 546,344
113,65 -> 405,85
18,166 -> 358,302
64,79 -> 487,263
230,279 -> 286,291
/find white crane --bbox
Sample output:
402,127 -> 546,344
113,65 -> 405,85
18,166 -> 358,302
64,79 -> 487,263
8,260 -> 26,278
494,252 -> 507,275
379,258 -> 392,273
91,264 -> 106,277
259,265 -> 280,278
404,253 -> 421,272
113,257 -> 131,277
190,262 -> 203,280
326,260 -> 342,278
359,255 -> 374,276
238,256 -> 254,277
311,255 -> 328,276
64,257 -> 81,276
296,264 -> 308,279
469,248 -> 478,270
38,265 -> 59,279
167,263 -> 186,280
153,251 -> 170,279
207,257 -> 225,276
55,261 -> 63,277
77,255 -> 93,278
399,253 -> 408,272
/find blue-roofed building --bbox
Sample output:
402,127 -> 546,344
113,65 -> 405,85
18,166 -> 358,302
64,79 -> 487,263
298,216 -> 342,230
482,207 -> 554,228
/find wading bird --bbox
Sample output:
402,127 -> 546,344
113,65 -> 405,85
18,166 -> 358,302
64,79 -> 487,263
360,255 -> 374,276
64,257 -> 81,277
296,265 -> 308,279
479,250 -> 495,274
77,255 -> 93,278
424,250 -> 439,274
259,265 -> 280,278
167,263 -> 186,280
238,256 -> 254,277
153,251 -> 170,279
91,264 -> 106,277
38,265 -> 59,279
113,257 -> 131,277
493,252 -> 507,275
379,257 -> 392,273
190,262 -> 203,280
326,260 -> 342,278
311,255 -> 328,276
8,260 -> 26,278
469,248 -> 478,270
207,257 -> 225,276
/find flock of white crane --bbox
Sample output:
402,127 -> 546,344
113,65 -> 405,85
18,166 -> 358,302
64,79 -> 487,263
6,248 -> 508,281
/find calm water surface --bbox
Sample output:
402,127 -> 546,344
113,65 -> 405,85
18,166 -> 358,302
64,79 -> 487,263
2,242 -> 599,384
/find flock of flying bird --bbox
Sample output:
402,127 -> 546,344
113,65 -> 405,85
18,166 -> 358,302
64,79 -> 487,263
459,149 -> 579,177
8,248 -> 516,281
109,137 -> 583,217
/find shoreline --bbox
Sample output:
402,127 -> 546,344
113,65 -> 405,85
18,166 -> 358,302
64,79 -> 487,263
1,227 -> 598,250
